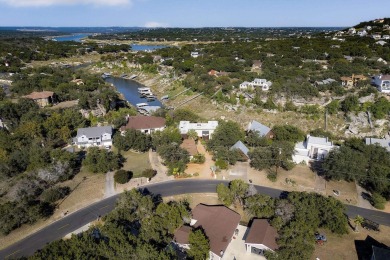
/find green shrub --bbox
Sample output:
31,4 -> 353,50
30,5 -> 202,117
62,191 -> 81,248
192,153 -> 205,164
371,193 -> 386,210
114,170 -> 132,184
267,169 -> 277,182
142,169 -> 157,179
41,186 -> 70,203
215,159 -> 228,170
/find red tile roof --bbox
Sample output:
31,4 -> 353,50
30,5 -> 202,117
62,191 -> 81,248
245,219 -> 279,250
23,91 -> 54,100
192,204 -> 240,256
120,115 -> 166,131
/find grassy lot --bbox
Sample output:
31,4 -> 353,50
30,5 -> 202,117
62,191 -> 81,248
120,150 -> 151,178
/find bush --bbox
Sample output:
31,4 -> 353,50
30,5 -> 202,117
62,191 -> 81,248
114,170 -> 132,184
215,158 -> 228,170
267,169 -> 277,182
191,153 -> 205,164
371,193 -> 386,210
142,168 -> 157,179
41,186 -> 71,203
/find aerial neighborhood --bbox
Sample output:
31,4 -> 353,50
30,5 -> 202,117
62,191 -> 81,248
0,13 -> 390,260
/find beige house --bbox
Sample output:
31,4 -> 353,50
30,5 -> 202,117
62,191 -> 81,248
23,91 -> 55,107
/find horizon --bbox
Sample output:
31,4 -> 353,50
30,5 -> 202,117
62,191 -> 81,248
0,0 -> 389,28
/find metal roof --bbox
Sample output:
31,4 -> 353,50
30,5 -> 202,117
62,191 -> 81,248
76,126 -> 112,138
230,140 -> 249,158
248,120 -> 271,137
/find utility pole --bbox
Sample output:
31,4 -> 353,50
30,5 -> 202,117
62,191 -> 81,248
325,108 -> 328,131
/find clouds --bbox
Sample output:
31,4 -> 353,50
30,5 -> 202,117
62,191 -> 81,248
0,0 -> 132,7
144,21 -> 168,28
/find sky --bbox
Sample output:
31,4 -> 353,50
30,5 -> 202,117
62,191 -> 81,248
0,0 -> 389,28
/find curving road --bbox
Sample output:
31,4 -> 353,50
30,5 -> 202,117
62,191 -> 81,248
1,179 -> 389,259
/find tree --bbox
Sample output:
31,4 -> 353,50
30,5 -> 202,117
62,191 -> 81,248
353,215 -> 364,232
187,228 -> 210,260
216,183 -> 233,206
83,147 -> 122,173
208,120 -> 245,150
114,169 -> 132,184
272,125 -> 305,143
245,194 -> 275,218
341,95 -> 359,112
229,180 -> 249,206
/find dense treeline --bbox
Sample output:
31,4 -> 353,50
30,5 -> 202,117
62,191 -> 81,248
29,189 -> 192,260
217,180 -> 348,260
322,139 -> 390,208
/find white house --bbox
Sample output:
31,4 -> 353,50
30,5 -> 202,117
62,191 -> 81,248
191,52 -> 199,58
74,126 -> 112,148
357,30 -> 367,37
348,27 -> 356,34
372,34 -> 382,40
376,40 -> 387,46
239,78 -> 272,91
245,219 -> 278,256
365,138 -> 390,152
383,35 -> 390,40
292,135 -> 335,164
372,74 -> 390,93
179,121 -> 218,140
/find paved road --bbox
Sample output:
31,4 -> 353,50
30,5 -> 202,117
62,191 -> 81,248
1,179 -> 389,259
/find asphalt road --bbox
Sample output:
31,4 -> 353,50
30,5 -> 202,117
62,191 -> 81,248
1,179 -> 389,259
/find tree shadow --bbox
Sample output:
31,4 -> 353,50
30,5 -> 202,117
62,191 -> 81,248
354,235 -> 389,260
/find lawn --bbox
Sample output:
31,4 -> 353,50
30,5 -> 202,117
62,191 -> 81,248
120,150 -> 151,178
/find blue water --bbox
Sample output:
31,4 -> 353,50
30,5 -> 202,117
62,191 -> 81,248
105,77 -> 162,107
53,34 -> 89,42
130,44 -> 167,51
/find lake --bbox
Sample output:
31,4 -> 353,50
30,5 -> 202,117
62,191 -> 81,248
53,34 -> 90,42
105,77 -> 162,107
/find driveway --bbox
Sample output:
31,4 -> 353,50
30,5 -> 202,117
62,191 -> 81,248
104,171 -> 116,198
148,150 -> 173,183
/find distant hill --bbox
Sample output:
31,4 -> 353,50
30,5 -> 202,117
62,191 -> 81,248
353,18 -> 390,29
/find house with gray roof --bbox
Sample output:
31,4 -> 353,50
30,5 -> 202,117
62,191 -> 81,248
292,135 -> 335,164
247,120 -> 274,139
365,137 -> 390,152
230,140 -> 250,160
74,126 -> 113,148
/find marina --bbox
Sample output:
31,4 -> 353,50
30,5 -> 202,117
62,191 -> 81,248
104,77 -> 162,116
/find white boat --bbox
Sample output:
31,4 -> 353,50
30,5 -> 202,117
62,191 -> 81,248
136,103 -> 149,108
138,87 -> 151,94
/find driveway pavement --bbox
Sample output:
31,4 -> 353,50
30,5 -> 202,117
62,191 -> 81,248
104,171 -> 116,198
148,149 -> 174,183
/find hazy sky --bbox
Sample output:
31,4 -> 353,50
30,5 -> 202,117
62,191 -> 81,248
0,0 -> 389,27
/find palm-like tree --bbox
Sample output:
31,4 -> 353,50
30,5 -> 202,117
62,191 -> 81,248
353,215 -> 364,232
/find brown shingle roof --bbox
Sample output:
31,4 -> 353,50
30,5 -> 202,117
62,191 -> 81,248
174,225 -> 192,244
340,76 -> 352,81
245,219 -> 279,250
120,115 -> 166,131
180,139 -> 198,156
192,204 -> 241,256
23,91 -> 54,100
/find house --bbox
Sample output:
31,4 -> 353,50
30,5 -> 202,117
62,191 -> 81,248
230,140 -> 249,160
239,81 -> 252,90
247,120 -> 274,139
292,135 -> 335,164
23,91 -> 55,107
208,69 -> 218,76
174,204 -> 241,260
371,246 -> 390,260
341,74 -> 367,87
252,60 -> 262,70
344,55 -> 354,62
191,52 -> 199,58
120,115 -> 165,134
0,118 -> 7,129
383,35 -> 390,40
372,34 -> 382,40
357,30 -> 368,37
173,225 -> 192,250
71,79 -> 84,85
365,137 -> 390,152
372,74 -> 390,93
348,28 -> 356,34
180,139 -> 198,158
74,126 -> 113,148
314,78 -> 336,86
376,40 -> 387,46
245,219 -> 279,256
179,121 -> 218,140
